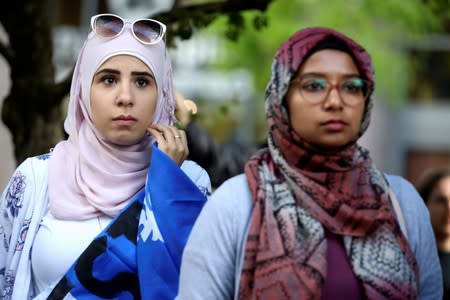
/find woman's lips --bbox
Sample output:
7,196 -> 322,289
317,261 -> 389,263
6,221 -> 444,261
322,120 -> 346,131
113,115 -> 137,126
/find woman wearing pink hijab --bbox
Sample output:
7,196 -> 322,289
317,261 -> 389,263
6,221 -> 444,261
0,14 -> 210,299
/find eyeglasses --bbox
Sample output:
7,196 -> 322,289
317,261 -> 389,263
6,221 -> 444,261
90,14 -> 166,45
290,76 -> 372,106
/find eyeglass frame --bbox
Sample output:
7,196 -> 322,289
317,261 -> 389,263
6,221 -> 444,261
289,75 -> 373,106
90,13 -> 167,45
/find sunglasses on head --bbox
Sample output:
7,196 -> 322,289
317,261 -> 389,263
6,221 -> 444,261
90,13 -> 167,45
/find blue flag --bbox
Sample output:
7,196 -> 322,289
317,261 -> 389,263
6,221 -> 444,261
47,145 -> 207,299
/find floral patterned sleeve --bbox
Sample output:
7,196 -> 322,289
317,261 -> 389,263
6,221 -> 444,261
0,167 -> 27,297
0,155 -> 49,300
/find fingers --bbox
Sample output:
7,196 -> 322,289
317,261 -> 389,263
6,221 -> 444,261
183,99 -> 198,114
147,124 -> 189,166
174,90 -> 197,126
155,125 -> 187,148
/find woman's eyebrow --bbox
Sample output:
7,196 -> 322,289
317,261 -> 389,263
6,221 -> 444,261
94,68 -> 120,76
131,71 -> 155,80
297,72 -> 324,79
93,69 -> 155,80
298,72 -> 361,79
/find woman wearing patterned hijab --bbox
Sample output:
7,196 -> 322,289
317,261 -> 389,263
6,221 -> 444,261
178,27 -> 442,299
0,14 -> 210,299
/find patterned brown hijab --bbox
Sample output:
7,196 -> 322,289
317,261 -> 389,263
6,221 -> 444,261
241,27 -> 418,299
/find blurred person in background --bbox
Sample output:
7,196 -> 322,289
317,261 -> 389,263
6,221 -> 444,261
175,92 -> 262,189
417,168 -> 450,299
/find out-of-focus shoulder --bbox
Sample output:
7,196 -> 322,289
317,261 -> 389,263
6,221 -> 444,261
13,153 -> 51,175
180,159 -> 203,174
181,160 -> 212,196
384,173 -> 427,221
385,173 -> 418,195
215,174 -> 248,192
208,174 -> 252,216
1,154 -> 50,214
385,173 -> 413,187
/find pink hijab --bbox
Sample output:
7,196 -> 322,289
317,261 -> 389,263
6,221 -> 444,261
48,21 -> 175,220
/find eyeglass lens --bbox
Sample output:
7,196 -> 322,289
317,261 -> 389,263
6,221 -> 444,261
95,15 -> 124,38
133,20 -> 162,44
297,77 -> 369,105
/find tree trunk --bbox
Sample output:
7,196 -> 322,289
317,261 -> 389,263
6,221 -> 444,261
2,90 -> 65,163
1,1 -> 66,164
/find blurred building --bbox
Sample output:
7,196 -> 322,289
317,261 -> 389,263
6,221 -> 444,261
396,34 -> 450,186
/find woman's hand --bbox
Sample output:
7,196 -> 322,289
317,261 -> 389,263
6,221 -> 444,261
148,124 -> 189,166
175,91 -> 198,127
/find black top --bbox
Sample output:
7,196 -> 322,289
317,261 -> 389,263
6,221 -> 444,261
439,250 -> 450,300
185,121 -> 263,188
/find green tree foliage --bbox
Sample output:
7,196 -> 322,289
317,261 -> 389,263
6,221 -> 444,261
204,0 -> 443,105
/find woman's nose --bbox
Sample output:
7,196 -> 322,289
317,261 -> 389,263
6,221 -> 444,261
322,86 -> 344,110
116,83 -> 134,106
